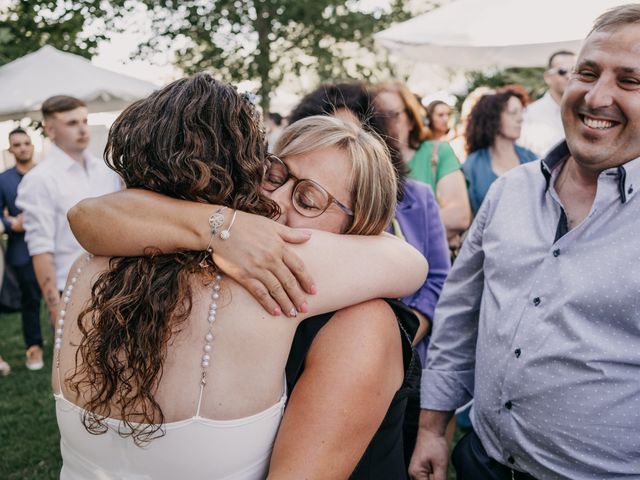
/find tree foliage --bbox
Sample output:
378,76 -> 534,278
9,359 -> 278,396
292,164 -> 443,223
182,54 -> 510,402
457,67 -> 548,109
133,0 -> 410,113
0,0 -> 127,66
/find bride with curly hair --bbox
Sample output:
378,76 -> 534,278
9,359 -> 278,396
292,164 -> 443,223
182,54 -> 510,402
54,73 -> 426,479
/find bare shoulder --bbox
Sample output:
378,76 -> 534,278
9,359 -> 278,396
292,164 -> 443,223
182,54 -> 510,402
307,299 -> 402,381
64,255 -> 111,305
69,254 -> 110,281
327,299 -> 399,338
269,302 -> 403,478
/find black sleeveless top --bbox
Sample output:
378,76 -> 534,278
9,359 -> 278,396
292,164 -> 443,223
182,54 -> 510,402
285,299 -> 421,479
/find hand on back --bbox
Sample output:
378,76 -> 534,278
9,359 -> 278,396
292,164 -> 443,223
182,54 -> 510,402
212,211 -> 315,317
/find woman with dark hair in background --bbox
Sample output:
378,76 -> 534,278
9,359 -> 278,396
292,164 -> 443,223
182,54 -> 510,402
425,100 -> 452,141
463,87 -> 537,213
55,74 -> 427,479
372,81 -> 471,254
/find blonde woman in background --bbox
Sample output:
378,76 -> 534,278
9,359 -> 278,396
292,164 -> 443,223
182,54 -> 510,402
373,81 -> 471,253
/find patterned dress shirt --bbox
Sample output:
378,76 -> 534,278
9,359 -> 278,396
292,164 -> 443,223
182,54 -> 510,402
422,141 -> 640,479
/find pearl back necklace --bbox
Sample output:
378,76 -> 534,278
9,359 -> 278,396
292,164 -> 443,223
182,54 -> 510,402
54,254 -> 94,367
54,253 -> 223,418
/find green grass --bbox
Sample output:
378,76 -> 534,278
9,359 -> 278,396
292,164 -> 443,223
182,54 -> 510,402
0,309 -> 61,480
0,307 -> 462,479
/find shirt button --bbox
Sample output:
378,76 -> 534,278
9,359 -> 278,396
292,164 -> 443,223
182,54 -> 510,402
533,297 -> 541,306
505,400 -> 513,410
508,455 -> 515,464
553,249 -> 560,257
514,348 -> 521,358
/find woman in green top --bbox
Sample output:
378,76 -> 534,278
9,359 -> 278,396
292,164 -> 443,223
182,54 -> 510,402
373,81 -> 471,250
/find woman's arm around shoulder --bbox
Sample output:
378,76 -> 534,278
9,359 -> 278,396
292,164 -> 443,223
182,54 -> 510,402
68,190 -> 428,322
268,299 -> 403,479
68,189 -> 316,317
294,231 -> 428,320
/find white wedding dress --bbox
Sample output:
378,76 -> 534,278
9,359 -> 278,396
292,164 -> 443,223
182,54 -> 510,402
54,387 -> 286,480
54,259 -> 286,479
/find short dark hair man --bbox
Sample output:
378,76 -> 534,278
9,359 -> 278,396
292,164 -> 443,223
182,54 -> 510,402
16,96 -> 121,331
0,128 -> 43,370
409,5 -> 640,479
519,50 -> 577,157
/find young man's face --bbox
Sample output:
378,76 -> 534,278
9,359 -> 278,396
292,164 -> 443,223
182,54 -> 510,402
44,107 -> 90,155
8,132 -> 34,164
561,25 -> 640,172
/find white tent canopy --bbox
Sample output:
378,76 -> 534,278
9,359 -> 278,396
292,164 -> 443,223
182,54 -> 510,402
375,0 -> 628,69
0,45 -> 157,121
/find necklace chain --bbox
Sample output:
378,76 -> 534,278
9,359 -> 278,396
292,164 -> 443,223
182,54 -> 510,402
54,254 -> 94,367
54,255 -> 223,386
201,273 -> 222,384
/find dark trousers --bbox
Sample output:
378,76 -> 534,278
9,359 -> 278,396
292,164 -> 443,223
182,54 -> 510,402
403,389 -> 420,466
13,262 -> 43,349
452,430 -> 536,480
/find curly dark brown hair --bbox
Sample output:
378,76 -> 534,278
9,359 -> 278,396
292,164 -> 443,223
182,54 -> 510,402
68,73 -> 278,445
465,88 -> 527,154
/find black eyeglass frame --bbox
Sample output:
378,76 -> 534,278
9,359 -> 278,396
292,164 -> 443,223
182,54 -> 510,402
262,154 -> 354,218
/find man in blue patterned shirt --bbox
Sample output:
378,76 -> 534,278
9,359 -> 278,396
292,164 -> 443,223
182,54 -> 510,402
410,5 -> 640,479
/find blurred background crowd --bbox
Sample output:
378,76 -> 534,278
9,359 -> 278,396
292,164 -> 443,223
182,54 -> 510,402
0,0 -> 625,478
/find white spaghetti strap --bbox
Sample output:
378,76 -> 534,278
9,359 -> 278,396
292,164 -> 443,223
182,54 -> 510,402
54,254 -> 94,400
195,381 -> 206,418
56,362 -> 64,399
194,272 -> 223,418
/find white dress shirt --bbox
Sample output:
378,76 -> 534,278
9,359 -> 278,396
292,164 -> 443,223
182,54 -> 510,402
519,91 -> 565,158
16,144 -> 121,290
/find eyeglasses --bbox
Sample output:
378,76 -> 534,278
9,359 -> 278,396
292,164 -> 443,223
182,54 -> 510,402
262,154 -> 354,218
548,67 -> 570,76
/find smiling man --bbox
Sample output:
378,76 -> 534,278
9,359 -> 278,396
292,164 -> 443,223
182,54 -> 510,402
409,5 -> 640,480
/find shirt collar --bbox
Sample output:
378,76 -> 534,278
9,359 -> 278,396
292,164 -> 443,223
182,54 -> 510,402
48,143 -> 97,171
540,140 -> 640,204
542,90 -> 560,109
540,141 -> 570,189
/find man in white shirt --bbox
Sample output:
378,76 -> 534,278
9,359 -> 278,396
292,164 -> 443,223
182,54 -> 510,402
519,50 -> 576,157
16,96 -> 121,326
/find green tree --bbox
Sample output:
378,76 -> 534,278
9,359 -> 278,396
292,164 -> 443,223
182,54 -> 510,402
133,0 -> 410,114
0,0 -> 127,66
456,67 -> 548,109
